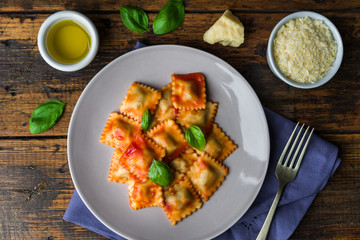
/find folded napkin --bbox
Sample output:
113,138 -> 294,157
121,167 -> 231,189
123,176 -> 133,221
214,108 -> 340,240
64,42 -> 341,240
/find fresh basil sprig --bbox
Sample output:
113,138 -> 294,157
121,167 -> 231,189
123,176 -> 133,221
120,6 -> 149,33
148,159 -> 173,186
185,125 -> 206,151
153,0 -> 185,34
141,108 -> 152,130
29,100 -> 66,134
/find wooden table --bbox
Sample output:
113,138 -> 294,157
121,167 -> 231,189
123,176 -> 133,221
1,1 -> 359,239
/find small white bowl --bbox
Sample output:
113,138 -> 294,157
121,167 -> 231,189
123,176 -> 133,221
38,11 -> 99,72
267,11 -> 343,89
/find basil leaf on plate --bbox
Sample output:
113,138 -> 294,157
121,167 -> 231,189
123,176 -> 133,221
153,0 -> 185,34
120,6 -> 149,33
148,159 -> 173,186
29,100 -> 66,134
141,108 -> 152,130
185,125 -> 206,151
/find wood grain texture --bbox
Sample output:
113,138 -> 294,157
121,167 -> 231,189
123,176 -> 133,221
0,12 -> 359,136
0,138 -> 107,240
0,0 -> 360,12
0,1 -> 359,239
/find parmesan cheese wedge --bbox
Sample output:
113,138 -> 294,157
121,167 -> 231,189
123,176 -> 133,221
203,10 -> 245,47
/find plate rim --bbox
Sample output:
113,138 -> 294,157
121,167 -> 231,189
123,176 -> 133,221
67,44 -> 270,240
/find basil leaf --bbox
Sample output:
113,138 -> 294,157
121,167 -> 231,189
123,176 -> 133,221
148,159 -> 173,186
29,100 -> 66,134
185,125 -> 206,151
141,108 -> 152,130
153,0 -> 185,34
120,6 -> 149,33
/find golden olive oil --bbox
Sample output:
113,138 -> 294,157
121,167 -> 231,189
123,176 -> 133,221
46,20 -> 91,64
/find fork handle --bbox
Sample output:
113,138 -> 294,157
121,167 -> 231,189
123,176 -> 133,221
256,183 -> 285,240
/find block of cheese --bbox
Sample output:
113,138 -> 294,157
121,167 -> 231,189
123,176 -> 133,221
203,10 -> 244,47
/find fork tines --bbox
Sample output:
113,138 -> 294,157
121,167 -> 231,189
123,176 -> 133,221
278,123 -> 314,169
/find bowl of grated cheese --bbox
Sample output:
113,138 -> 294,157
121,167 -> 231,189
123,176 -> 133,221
267,11 -> 343,89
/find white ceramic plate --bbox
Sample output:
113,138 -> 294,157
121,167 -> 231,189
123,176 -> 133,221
68,45 -> 270,240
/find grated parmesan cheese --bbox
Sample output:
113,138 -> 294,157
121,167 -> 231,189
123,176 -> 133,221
273,17 -> 337,84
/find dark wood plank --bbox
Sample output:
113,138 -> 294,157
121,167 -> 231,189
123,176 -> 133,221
291,133 -> 360,239
0,0 -> 360,12
0,138 -> 106,239
0,12 -> 359,137
0,134 -> 358,239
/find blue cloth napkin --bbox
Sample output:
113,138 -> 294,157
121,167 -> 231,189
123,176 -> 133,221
64,43 -> 341,240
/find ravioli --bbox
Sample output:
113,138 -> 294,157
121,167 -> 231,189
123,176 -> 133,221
128,176 -> 164,210
169,148 -> 198,174
196,123 -> 237,162
120,82 -> 161,122
163,175 -> 202,225
152,84 -> 176,126
107,149 -> 131,184
188,153 -> 228,201
176,101 -> 218,134
171,73 -> 206,110
99,112 -> 141,153
147,119 -> 188,162
119,133 -> 165,182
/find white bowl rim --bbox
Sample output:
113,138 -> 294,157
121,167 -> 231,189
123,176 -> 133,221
267,11 -> 344,89
37,10 -> 99,72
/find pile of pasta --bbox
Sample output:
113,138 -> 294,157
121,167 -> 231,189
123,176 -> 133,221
100,72 -> 237,225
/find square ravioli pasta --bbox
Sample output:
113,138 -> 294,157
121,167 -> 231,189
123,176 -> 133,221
171,73 -> 206,110
108,149 -> 131,184
152,84 -> 176,126
147,119 -> 188,162
196,123 -> 237,162
188,153 -> 228,201
118,133 -> 165,182
176,101 -> 218,134
163,175 -> 202,225
120,82 -> 161,122
99,112 -> 141,153
169,148 -> 198,174
128,176 -> 164,210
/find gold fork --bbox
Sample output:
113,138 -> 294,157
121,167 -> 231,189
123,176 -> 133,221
256,123 -> 314,240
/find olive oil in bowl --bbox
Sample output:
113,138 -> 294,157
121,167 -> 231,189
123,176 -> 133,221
46,20 -> 91,64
